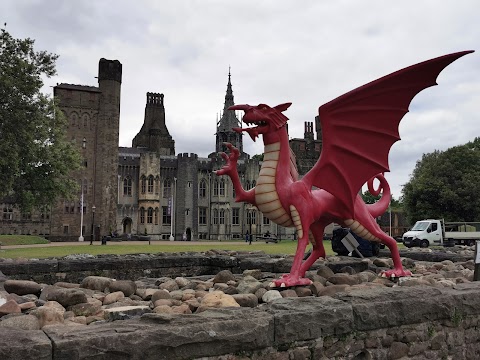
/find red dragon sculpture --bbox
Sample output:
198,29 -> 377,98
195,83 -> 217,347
215,51 -> 473,287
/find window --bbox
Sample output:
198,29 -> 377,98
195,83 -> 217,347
2,207 -> 13,220
213,209 -> 218,225
247,211 -> 256,225
141,176 -> 146,194
123,177 -> 132,196
263,216 -> 270,225
219,209 -> 225,224
199,180 -> 207,198
82,138 -> 86,149
162,206 -> 171,225
163,179 -> 172,198
63,225 -> 69,234
219,179 -> 225,196
147,207 -> 153,224
147,175 -> 154,193
232,208 -> 239,225
213,180 -> 219,196
252,180 -> 256,188
199,207 -> 207,225
140,207 -> 145,224
246,180 -> 251,190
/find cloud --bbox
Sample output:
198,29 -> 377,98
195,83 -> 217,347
3,0 -> 478,199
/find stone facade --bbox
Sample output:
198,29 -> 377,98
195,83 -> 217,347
0,59 -> 328,241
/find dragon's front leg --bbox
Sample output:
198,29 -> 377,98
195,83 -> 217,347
272,203 -> 314,287
214,142 -> 255,204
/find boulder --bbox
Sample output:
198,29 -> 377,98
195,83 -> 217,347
0,299 -> 21,316
232,293 -> 258,308
108,280 -> 137,296
0,314 -> 40,330
45,288 -> 88,307
213,270 -> 235,284
236,276 -> 263,294
103,291 -> 125,305
80,276 -> 112,292
4,280 -> 42,296
196,291 -> 240,312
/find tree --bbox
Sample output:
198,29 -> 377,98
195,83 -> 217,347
0,28 -> 80,211
401,138 -> 480,223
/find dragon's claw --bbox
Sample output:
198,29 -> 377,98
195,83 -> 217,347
272,274 -> 312,288
381,269 -> 412,278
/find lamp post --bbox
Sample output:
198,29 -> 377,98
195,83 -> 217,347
78,188 -> 84,242
169,177 -> 177,241
90,205 -> 96,245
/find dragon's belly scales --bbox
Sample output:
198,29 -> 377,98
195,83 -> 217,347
255,143 -> 293,227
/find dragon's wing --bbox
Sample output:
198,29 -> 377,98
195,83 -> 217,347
303,51 -> 473,217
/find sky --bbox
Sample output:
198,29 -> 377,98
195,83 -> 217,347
4,0 -> 479,199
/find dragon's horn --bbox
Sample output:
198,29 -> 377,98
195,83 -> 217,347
274,103 -> 292,112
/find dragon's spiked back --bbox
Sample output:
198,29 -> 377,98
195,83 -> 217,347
229,103 -> 291,141
303,50 -> 474,217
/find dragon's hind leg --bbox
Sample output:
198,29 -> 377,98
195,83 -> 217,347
299,220 -> 328,275
345,215 -> 411,278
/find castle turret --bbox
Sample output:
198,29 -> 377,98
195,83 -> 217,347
132,92 -> 175,155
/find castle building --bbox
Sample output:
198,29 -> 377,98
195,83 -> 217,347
1,59 -> 332,241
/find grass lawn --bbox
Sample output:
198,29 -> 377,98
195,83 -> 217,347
0,235 -> 50,246
0,240 -> 333,259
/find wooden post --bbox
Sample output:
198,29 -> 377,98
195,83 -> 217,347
474,241 -> 480,281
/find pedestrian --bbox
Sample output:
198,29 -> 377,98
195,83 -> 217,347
249,233 -> 253,245
245,230 -> 250,243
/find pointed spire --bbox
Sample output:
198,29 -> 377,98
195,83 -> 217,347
224,66 -> 234,109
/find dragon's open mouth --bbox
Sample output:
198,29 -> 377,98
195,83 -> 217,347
233,121 -> 268,141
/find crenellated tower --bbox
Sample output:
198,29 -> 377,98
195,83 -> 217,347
132,92 -> 175,155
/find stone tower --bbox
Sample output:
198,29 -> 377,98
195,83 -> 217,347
94,59 -> 122,236
132,93 -> 175,155
215,69 -> 245,157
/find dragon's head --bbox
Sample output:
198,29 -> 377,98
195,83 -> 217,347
228,103 -> 291,141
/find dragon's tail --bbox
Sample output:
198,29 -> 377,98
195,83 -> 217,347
366,174 -> 391,218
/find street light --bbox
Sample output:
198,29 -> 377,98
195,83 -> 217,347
78,186 -> 84,242
90,205 -> 96,245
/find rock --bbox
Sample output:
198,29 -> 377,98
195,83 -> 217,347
295,287 -> 312,297
181,290 -> 196,301
33,305 -> 64,328
339,266 -> 357,275
4,280 -> 42,296
213,270 -> 235,284
317,265 -> 335,279
45,288 -> 88,307
237,276 -> 263,294
80,276 -> 112,292
317,284 -> 350,297
151,290 -> 171,303
175,277 -> 192,288
103,291 -> 125,305
0,299 -> 22,316
280,289 -> 298,298
255,287 -> 267,301
309,282 -> 325,296
54,282 -> 80,288
18,301 -> 36,311
232,293 -> 258,308
108,280 -> 137,296
223,286 -> 239,295
158,279 -> 179,292
0,314 -> 40,330
357,270 -> 378,283
262,290 -> 282,303
373,258 -> 392,268
153,299 -> 175,308
70,302 -> 102,317
196,291 -> 240,312
136,288 -> 158,300
243,269 -> 263,279
103,305 -> 152,321
153,305 -> 173,314
327,273 -> 360,286
169,290 -> 184,301
172,304 -> 192,314
184,298 -> 200,312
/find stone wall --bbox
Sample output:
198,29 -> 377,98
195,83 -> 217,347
1,283 -> 480,359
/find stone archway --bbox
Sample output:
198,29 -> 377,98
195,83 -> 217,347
122,217 -> 133,234
186,227 -> 192,241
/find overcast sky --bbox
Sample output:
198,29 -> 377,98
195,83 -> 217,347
4,0 -> 479,199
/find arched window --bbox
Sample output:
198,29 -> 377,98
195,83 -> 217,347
213,180 -> 219,196
123,177 -> 132,196
147,175 -> 154,193
246,180 -> 251,190
251,180 -> 256,188
140,176 -> 146,194
199,179 -> 207,198
219,179 -> 225,196
147,207 -> 153,224
213,209 -> 218,225
163,178 -> 171,198
219,209 -> 225,224
140,207 -> 145,224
